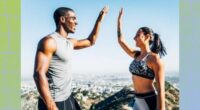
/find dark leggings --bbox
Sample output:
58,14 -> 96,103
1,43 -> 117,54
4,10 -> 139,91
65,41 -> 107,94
133,91 -> 157,110
38,95 -> 81,110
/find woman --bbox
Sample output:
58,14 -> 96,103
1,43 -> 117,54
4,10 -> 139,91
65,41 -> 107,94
117,8 -> 167,110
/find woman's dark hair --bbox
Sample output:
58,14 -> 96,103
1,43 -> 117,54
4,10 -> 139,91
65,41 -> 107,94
53,7 -> 74,26
139,27 -> 167,57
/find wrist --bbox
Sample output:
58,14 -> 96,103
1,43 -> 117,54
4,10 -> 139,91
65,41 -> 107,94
46,100 -> 56,108
97,12 -> 105,22
97,19 -> 102,23
117,30 -> 122,37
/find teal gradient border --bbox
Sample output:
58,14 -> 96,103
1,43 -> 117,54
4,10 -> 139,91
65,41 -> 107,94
180,0 -> 200,109
0,0 -> 20,109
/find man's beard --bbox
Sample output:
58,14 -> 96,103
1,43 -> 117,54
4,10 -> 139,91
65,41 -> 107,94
64,25 -> 75,34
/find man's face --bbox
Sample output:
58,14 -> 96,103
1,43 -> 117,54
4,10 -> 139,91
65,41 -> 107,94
62,11 -> 78,33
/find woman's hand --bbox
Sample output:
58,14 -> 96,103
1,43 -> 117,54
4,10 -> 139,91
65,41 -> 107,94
117,8 -> 123,37
118,8 -> 123,23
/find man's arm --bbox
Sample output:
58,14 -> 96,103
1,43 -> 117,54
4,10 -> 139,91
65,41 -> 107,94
70,6 -> 109,49
33,37 -> 58,110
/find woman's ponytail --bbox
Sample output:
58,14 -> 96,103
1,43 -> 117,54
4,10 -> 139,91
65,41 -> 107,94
150,33 -> 167,57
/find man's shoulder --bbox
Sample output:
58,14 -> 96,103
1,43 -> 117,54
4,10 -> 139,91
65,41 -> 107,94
40,35 -> 55,44
40,32 -> 56,41
37,35 -> 56,51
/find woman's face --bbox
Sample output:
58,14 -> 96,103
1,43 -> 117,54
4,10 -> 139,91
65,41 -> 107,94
134,29 -> 146,47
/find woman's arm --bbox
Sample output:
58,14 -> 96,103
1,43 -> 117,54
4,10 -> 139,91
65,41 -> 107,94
151,55 -> 165,110
117,8 -> 137,58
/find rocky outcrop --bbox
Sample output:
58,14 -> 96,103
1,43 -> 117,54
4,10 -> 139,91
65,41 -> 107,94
86,81 -> 179,110
21,81 -> 179,110
89,86 -> 134,110
164,81 -> 179,110
21,91 -> 39,110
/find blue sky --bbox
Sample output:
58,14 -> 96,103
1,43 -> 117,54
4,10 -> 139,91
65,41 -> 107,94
21,0 -> 179,80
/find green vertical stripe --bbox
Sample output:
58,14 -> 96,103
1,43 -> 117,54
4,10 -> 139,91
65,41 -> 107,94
0,0 -> 20,109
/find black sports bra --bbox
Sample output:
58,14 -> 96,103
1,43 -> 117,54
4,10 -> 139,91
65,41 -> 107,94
129,53 -> 155,80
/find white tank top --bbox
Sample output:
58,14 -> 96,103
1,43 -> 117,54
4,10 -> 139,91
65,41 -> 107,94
47,32 -> 74,102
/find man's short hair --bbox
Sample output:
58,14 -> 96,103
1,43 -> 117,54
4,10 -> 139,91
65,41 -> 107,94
53,7 -> 74,26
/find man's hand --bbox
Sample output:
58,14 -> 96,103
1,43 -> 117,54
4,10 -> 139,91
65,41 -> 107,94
98,6 -> 109,22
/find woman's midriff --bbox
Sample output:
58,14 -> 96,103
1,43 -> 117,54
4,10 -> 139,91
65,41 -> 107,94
132,75 -> 155,93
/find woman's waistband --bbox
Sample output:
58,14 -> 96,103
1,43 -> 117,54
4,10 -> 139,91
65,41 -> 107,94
135,90 -> 157,98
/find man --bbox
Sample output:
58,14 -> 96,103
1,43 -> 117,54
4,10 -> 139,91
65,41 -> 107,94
33,6 -> 109,110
